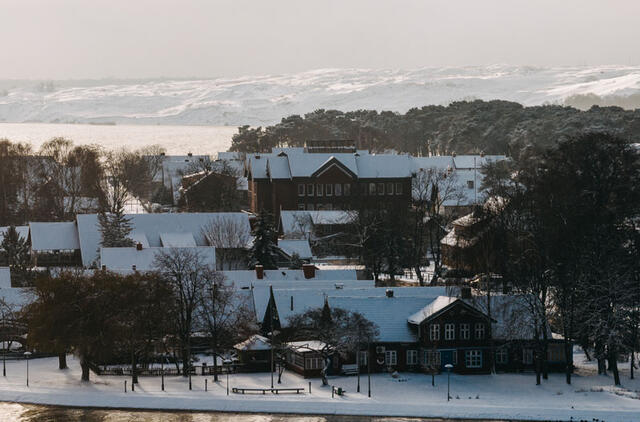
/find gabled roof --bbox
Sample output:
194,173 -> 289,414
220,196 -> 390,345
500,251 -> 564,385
280,210 -> 356,239
287,340 -> 328,353
221,268 -> 360,286
0,267 -> 32,307
311,156 -> 357,179
29,222 -> 80,251
407,296 -> 492,325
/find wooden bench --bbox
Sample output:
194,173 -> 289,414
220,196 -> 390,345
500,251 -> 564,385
232,387 -> 305,395
341,364 -> 358,375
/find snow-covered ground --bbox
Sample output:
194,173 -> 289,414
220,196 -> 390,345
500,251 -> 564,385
0,353 -> 638,421
2,65 -> 640,126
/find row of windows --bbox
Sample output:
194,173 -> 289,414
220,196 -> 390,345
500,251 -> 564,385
298,183 -> 351,197
429,323 -> 485,341
297,182 -> 404,197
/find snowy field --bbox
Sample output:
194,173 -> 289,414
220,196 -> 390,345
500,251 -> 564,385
2,65 -> 640,126
0,353 -> 638,421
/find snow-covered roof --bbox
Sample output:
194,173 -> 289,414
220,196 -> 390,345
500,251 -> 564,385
160,232 -> 197,247
357,155 -> 413,178
329,296 -> 434,343
100,246 -> 216,272
0,267 -> 32,308
0,226 -> 29,247
77,212 -> 250,267
29,222 -> 80,251
280,210 -> 355,238
287,340 -> 327,353
411,156 -> 455,172
254,286 -> 448,330
407,296 -> 459,324
278,239 -> 313,259
221,268 -> 359,285
453,155 -> 506,170
234,334 -> 271,351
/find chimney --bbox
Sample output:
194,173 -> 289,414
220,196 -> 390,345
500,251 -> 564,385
255,265 -> 264,279
290,295 -> 294,311
302,264 -> 316,279
188,152 -> 193,157
460,286 -> 472,299
101,265 -> 106,271
132,265 -> 137,272
136,242 -> 143,251
385,289 -> 394,298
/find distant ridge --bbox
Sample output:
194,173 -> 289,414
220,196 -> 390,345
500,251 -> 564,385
1,65 -> 640,126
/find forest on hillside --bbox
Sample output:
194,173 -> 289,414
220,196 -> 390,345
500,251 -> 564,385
230,100 -> 640,157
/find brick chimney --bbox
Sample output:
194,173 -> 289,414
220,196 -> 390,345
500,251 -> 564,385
132,265 -> 137,272
302,264 -> 316,279
255,265 -> 264,279
136,242 -> 143,251
385,289 -> 394,298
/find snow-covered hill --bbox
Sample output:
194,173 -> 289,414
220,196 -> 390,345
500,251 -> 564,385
1,65 -> 640,126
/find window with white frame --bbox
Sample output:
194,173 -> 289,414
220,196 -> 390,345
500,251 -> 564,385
460,323 -> 470,340
316,184 -> 323,197
474,323 -> 485,339
298,184 -> 305,196
369,183 -> 376,195
523,348 -> 534,365
307,184 -> 314,196
445,323 -> 455,340
334,183 -> 342,196
423,350 -> 441,366
395,182 -> 403,195
496,348 -> 508,364
297,203 -> 306,210
325,183 -> 333,196
386,182 -> 394,195
385,350 -> 397,366
406,350 -> 418,365
465,350 -> 482,368
358,351 -> 368,366
305,357 -> 323,370
429,324 -> 440,341
377,183 -> 385,196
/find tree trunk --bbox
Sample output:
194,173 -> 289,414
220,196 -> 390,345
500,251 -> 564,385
630,352 -> 635,380
414,264 -> 424,286
80,358 -> 90,382
58,353 -> 67,370
608,349 -> 620,386
563,335 -> 572,384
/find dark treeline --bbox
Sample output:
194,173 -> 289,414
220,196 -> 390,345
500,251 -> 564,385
478,133 -> 640,385
230,100 -> 640,156
0,137 -> 165,226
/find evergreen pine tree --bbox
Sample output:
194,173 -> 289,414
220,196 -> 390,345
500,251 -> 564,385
249,211 -> 279,269
1,226 -> 30,282
98,205 -> 135,248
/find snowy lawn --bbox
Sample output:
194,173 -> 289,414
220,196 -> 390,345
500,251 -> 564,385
0,353 -> 638,421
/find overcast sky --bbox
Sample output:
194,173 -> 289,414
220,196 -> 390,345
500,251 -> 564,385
2,0 -> 639,80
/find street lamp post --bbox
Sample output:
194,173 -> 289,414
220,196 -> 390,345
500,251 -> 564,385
161,354 -> 165,391
24,351 -> 32,387
367,342 -> 371,398
445,363 -> 453,401
2,309 -> 6,377
223,358 -> 232,396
